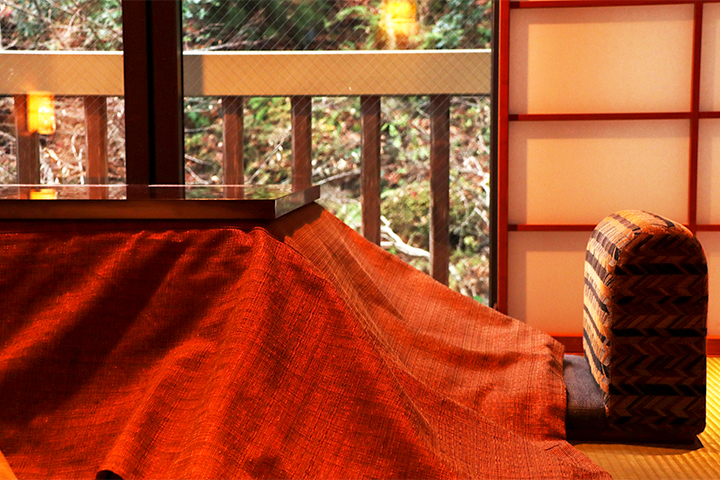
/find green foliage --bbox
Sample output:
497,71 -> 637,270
326,2 -> 385,50
312,97 -> 361,186
1,0 -> 492,51
421,0 -> 493,49
184,0 -> 341,50
382,184 -> 430,247
1,0 -> 123,50
182,0 -> 492,51
244,97 -> 293,184
183,97 -> 222,184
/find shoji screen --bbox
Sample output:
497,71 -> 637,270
497,1 -> 720,341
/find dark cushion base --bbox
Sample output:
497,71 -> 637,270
563,354 -> 607,439
563,354 -> 700,444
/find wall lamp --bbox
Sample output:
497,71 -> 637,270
27,91 -> 56,135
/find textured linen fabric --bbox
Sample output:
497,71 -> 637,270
583,210 -> 707,439
0,204 -> 609,479
0,450 -> 15,480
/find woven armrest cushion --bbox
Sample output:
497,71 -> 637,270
583,210 -> 708,438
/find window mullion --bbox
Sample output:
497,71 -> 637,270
121,0 -> 184,196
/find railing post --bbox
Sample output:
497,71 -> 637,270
361,96 -> 382,245
13,95 -> 40,188
222,96 -> 244,198
430,95 -> 451,285
222,96 -> 244,185
291,96 -> 312,190
84,96 -> 109,199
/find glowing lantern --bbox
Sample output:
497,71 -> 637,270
382,0 -> 418,43
29,188 -> 58,200
27,92 -> 56,135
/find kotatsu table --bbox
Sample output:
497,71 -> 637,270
0,186 -> 610,479
0,184 -> 322,219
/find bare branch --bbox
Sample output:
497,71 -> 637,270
185,153 -> 214,166
316,168 -> 360,186
380,216 -> 430,259
184,164 -> 210,185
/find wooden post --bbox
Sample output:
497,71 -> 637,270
496,0 -> 511,313
688,1 -> 703,235
121,0 -> 184,198
222,96 -> 244,198
430,95 -> 451,286
13,95 -> 40,188
149,0 -> 184,187
291,96 -> 312,190
84,96 -> 109,199
121,0 -> 151,192
361,96 -> 381,245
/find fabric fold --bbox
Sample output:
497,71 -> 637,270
0,205 -> 610,479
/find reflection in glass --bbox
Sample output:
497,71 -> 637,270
27,92 -> 56,135
0,184 -> 306,201
0,0 -> 124,186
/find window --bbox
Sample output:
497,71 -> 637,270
0,0 -> 125,197
0,0 -> 493,304
180,0 -> 494,303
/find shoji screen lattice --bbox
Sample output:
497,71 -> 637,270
497,0 -> 720,338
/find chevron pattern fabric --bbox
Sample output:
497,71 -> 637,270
583,210 -> 708,438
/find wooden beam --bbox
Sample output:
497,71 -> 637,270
121,0 -> 151,190
496,0 -> 511,313
149,0 -> 184,186
84,96 -> 108,199
361,96 -> 381,245
508,224 -> 596,232
552,336 -> 585,355
291,96 -> 312,190
430,95 -> 451,286
511,0 -> 719,8
0,185 -> 321,220
0,52 -> 124,96
13,95 -> 40,188
688,1 -> 703,235
489,0 -> 500,311
121,0 -> 184,195
182,50 -> 491,97
222,96 -> 244,194
0,50 -> 492,97
510,112 -> 692,121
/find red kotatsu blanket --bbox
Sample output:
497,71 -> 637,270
0,203 -> 610,479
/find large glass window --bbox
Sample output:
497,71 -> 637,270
0,1 -> 493,304
0,0 -> 125,194
180,0 -> 493,303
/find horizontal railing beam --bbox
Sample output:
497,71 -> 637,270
1,52 -> 124,96
0,50 -> 491,97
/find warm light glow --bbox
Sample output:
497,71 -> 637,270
27,92 -> 56,135
29,188 -> 58,200
381,0 -> 417,45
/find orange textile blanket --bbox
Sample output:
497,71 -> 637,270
0,204 -> 609,479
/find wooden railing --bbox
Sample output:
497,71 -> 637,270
0,49 -> 491,284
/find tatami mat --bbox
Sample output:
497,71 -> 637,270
573,357 -> 720,480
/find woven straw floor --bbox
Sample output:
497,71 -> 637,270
573,357 -> 720,480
